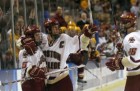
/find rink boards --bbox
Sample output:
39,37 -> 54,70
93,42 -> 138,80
0,59 -> 125,91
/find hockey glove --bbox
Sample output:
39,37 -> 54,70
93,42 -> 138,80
28,65 -> 46,79
106,57 -> 124,71
68,50 -> 88,65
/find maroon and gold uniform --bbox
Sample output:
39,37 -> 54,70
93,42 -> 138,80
44,18 -> 97,91
19,37 -> 46,91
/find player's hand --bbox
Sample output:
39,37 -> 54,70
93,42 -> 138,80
116,43 -> 123,52
105,57 -> 124,71
68,50 -> 88,65
28,65 -> 46,79
83,24 -> 98,38
68,52 -> 83,65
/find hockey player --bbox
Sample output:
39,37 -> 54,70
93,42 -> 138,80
19,37 -> 46,91
23,25 -> 49,51
105,12 -> 140,91
66,21 -> 82,90
44,18 -> 97,91
16,25 -> 49,51
88,37 -> 101,67
77,24 -> 99,83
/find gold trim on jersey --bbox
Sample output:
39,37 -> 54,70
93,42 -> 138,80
122,57 -> 138,68
127,70 -> 140,76
47,71 -> 68,84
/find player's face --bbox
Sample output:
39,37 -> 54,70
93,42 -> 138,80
81,13 -> 87,20
14,22 -> 21,35
68,29 -> 77,37
122,22 -> 132,29
127,27 -> 136,33
18,19 -> 24,28
52,25 -> 60,35
34,32 -> 42,42
120,20 -> 135,29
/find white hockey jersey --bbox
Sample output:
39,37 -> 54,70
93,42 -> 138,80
39,33 -> 49,50
122,31 -> 140,76
43,33 -> 88,77
19,48 -> 46,78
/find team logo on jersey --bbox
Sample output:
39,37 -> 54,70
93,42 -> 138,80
129,37 -> 135,43
43,50 -> 61,61
46,61 -> 60,69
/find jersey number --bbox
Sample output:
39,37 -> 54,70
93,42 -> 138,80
128,48 -> 137,55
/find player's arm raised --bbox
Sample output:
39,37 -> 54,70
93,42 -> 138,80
68,24 -> 98,65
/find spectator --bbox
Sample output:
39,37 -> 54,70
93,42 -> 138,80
2,50 -> 14,69
7,16 -> 24,68
0,8 -> 11,69
76,12 -> 89,31
53,6 -> 67,27
93,1 -> 103,13
130,1 -> 140,17
29,8 -> 35,25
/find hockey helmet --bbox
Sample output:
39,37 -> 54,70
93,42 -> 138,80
120,12 -> 137,29
60,26 -> 67,33
44,18 -> 59,34
21,37 -> 37,55
68,21 -> 76,27
68,26 -> 75,31
75,26 -> 81,33
24,25 -> 40,37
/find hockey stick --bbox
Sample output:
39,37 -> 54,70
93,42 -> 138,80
45,64 -> 85,75
0,64 -> 85,86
